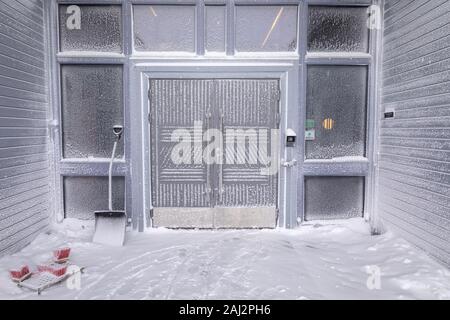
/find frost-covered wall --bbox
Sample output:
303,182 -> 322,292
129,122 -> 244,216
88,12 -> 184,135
0,0 -> 51,257
377,0 -> 450,266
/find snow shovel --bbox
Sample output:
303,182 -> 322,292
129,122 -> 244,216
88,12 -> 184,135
93,125 -> 127,246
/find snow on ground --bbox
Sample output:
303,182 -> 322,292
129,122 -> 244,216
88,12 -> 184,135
0,218 -> 449,300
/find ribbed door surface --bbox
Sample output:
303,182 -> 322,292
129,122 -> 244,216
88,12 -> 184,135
150,79 -> 279,228
150,79 -> 213,208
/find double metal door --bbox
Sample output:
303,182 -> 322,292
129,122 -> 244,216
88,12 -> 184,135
149,79 -> 280,228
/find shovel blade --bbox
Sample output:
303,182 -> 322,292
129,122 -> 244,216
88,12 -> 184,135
93,211 -> 127,246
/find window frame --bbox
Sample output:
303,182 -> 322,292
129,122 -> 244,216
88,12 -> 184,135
299,0 -> 379,222
48,0 -> 131,223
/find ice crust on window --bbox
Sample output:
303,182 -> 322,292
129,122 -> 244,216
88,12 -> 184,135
59,5 -> 122,53
61,65 -> 124,159
308,6 -> 369,52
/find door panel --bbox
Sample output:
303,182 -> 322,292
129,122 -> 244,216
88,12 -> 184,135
217,79 -> 279,208
150,79 -> 213,208
150,78 -> 280,228
301,64 -> 369,221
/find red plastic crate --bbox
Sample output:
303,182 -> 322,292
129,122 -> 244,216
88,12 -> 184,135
10,265 -> 31,282
53,248 -> 71,263
37,264 -> 68,277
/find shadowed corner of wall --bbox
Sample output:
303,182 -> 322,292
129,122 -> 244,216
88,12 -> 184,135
369,213 -> 387,236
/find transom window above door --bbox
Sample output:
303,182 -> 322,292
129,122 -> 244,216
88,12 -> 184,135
57,2 -> 300,56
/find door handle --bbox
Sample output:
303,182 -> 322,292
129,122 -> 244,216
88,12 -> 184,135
205,112 -> 213,203
218,112 -> 225,200
282,159 -> 298,168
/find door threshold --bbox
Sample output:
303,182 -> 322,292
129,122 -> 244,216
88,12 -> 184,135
152,207 -> 277,229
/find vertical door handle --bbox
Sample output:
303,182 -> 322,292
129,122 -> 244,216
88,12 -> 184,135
282,159 -> 298,168
205,112 -> 213,203
218,112 -> 225,201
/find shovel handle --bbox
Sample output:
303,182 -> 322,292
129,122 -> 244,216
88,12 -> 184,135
109,140 -> 119,211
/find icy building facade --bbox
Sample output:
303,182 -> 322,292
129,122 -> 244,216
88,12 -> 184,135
0,0 -> 448,266
0,0 -> 51,256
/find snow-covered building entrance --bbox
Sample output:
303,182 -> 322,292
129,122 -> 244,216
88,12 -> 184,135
0,0 -> 449,267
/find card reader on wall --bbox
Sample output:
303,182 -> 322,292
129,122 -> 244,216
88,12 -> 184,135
286,129 -> 297,147
384,108 -> 395,119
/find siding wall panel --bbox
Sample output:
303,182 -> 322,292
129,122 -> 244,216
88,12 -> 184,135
0,66 -> 46,88
0,1 -> 44,29
378,0 -> 450,266
0,169 -> 49,191
0,177 -> 50,201
0,107 -> 47,119
0,137 -> 48,149
383,14 -> 450,60
0,0 -> 50,257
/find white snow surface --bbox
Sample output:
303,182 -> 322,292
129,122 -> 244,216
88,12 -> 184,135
0,218 -> 449,300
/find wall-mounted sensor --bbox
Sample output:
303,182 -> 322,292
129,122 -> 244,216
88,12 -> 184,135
286,128 -> 297,147
384,108 -> 395,119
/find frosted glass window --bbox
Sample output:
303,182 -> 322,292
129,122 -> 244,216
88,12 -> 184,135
306,66 -> 368,160
304,177 -> 364,221
133,5 -> 196,52
308,6 -> 369,52
59,5 -> 122,53
61,65 -> 124,159
205,6 -> 226,53
64,177 -> 125,220
236,6 -> 298,52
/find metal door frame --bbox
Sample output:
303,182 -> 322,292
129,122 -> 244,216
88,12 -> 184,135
129,61 -> 300,230
299,1 -> 380,224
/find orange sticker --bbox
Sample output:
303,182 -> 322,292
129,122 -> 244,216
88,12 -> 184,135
322,118 -> 335,130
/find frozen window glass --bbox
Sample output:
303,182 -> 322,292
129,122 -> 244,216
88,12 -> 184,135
61,65 -> 124,159
304,177 -> 364,221
236,6 -> 298,52
205,6 -> 226,53
64,177 -> 125,220
308,6 -> 369,52
306,66 -> 368,160
59,5 -> 122,53
133,5 -> 196,52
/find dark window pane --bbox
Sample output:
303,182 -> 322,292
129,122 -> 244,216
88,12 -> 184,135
308,6 -> 369,52
59,5 -> 122,52
61,65 -> 124,158
64,177 -> 125,220
305,176 -> 364,220
306,65 -> 368,160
